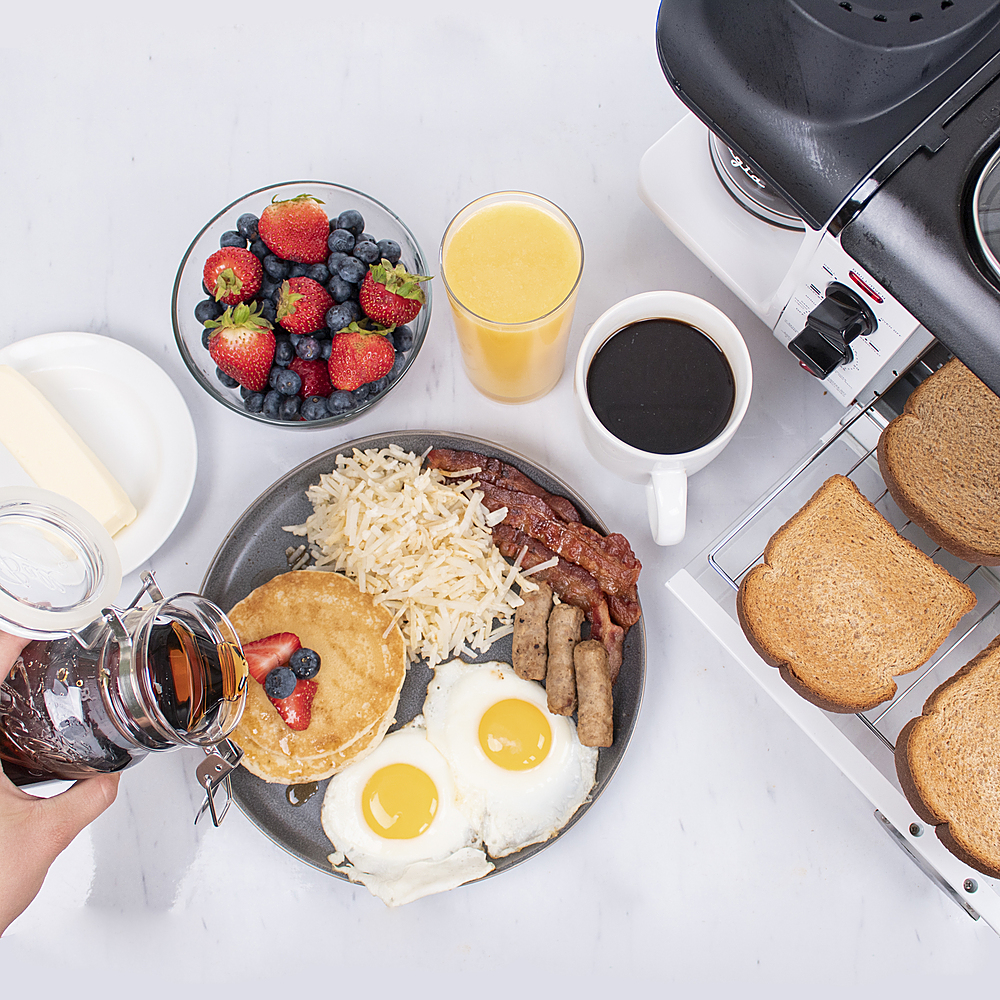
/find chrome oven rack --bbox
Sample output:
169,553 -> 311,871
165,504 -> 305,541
667,388 -> 1000,932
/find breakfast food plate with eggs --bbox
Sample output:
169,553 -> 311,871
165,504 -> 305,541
202,431 -> 645,905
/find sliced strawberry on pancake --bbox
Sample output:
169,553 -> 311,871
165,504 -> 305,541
272,678 -> 318,731
242,632 -> 302,684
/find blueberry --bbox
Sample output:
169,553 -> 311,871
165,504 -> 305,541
353,241 -> 380,265
237,213 -> 260,241
263,255 -> 290,279
359,233 -> 376,245
259,300 -> 277,323
274,368 -> 302,396
216,367 -> 239,389
327,251 -> 348,271
289,263 -> 309,278
263,666 -> 297,699
306,263 -> 330,284
279,395 -> 301,421
376,239 -> 402,265
300,396 -> 328,421
240,384 -> 251,399
220,230 -> 246,248
260,278 -> 281,302
194,298 -> 225,324
394,325 -> 414,351
250,238 -> 270,259
388,353 -> 408,380
325,275 -> 354,303
328,228 -> 356,253
341,299 -> 362,323
274,340 -> 295,366
336,209 -> 365,236
326,390 -> 356,413
269,366 -> 284,389
201,327 -> 212,350
262,389 -> 282,418
296,336 -> 321,360
325,302 -> 355,332
244,391 -> 265,413
289,647 -> 321,679
337,256 -> 367,285
368,375 -> 389,397
351,383 -> 371,402
321,339 -> 333,360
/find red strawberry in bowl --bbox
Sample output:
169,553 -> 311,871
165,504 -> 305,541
206,302 -> 275,392
289,356 -> 332,398
359,259 -> 431,328
277,277 -> 334,335
258,194 -> 329,264
327,323 -> 396,391
203,247 -> 262,305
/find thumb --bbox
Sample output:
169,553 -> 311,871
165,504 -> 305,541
30,773 -> 120,861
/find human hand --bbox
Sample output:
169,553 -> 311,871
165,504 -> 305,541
0,630 -> 120,935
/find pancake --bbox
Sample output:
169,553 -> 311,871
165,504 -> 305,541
228,570 -> 407,784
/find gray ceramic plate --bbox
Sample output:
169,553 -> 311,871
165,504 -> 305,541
201,431 -> 646,881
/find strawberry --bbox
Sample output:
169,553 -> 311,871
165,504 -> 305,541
205,302 -> 275,392
358,259 -> 431,328
242,633 -> 302,685
289,356 -> 332,397
272,678 -> 317,731
258,194 -> 329,264
276,277 -> 334,335
203,247 -> 262,305
327,322 -> 396,391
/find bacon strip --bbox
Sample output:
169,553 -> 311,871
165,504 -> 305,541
492,524 -> 624,683
478,482 -> 641,598
426,448 -> 581,522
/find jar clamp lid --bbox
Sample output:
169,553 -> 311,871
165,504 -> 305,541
0,486 -> 122,639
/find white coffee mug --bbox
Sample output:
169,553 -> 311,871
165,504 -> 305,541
574,291 -> 752,545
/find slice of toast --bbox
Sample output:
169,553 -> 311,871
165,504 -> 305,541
737,475 -> 976,713
878,358 -> 1000,565
895,634 -> 1000,879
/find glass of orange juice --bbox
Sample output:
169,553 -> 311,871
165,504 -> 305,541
439,192 -> 584,403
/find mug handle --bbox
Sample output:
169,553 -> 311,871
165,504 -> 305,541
646,468 -> 687,545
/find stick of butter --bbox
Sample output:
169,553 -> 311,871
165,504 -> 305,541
0,364 -> 137,537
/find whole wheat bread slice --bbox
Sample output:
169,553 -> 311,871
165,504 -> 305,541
895,633 -> 1000,878
737,475 -> 976,713
878,357 -> 1000,565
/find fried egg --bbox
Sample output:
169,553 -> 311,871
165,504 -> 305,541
320,720 -> 494,906
423,660 -> 598,858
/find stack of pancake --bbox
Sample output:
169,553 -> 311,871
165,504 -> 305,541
227,571 -> 407,783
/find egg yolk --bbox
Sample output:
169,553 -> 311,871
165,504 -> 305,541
478,698 -> 551,770
362,763 -> 438,839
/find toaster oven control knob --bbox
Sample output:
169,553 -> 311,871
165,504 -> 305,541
788,282 -> 877,380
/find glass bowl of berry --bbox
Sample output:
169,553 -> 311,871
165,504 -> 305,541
172,180 -> 432,426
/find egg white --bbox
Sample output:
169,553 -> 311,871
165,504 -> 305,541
423,660 -> 599,858
320,720 -> 493,906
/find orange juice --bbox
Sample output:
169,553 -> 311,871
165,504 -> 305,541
440,193 -> 583,403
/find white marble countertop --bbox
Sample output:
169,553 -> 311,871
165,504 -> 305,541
2,1 -> 999,993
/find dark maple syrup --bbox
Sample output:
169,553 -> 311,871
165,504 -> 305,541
586,318 -> 736,454
147,620 -> 242,735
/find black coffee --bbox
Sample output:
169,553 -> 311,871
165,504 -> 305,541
586,319 -> 736,454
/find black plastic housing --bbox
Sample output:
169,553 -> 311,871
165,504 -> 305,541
656,0 -> 1000,229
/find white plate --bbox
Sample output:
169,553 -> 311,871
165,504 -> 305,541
0,332 -> 198,575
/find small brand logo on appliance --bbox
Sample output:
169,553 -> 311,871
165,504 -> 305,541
977,105 -> 1000,128
729,152 -> 766,190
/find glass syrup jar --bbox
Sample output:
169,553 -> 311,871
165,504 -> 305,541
0,487 -> 248,824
